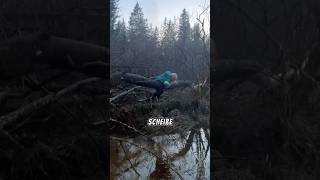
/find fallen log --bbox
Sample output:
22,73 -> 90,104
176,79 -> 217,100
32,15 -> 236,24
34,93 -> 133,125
0,33 -> 108,80
167,81 -> 192,89
0,77 -> 101,129
122,73 -> 148,83
111,72 -> 192,90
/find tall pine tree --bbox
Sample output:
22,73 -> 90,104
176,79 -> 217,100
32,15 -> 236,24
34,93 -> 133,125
178,9 -> 191,50
176,9 -> 192,79
115,19 -> 127,45
161,19 -> 177,67
128,2 -> 148,44
110,0 -> 119,32
128,2 -> 149,64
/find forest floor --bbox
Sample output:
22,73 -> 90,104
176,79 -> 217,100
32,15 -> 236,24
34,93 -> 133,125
110,80 -> 210,179
0,71 -> 108,180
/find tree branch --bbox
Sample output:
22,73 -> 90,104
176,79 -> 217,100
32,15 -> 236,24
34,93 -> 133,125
0,77 -> 101,129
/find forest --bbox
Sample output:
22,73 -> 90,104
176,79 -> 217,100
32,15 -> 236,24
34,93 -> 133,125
110,0 -> 210,179
110,1 -> 210,80
1,0 -> 320,179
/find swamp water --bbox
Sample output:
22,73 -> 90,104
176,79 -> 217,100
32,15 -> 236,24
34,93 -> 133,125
110,128 -> 210,180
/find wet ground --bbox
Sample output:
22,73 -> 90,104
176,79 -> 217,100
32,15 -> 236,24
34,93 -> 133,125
110,127 -> 210,180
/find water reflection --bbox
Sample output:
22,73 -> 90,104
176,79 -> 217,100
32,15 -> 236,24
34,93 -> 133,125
110,127 -> 210,180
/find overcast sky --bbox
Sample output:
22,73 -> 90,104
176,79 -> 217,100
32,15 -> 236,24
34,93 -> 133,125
117,0 -> 210,33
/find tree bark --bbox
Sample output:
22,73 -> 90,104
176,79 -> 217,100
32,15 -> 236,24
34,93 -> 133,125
112,72 -> 192,89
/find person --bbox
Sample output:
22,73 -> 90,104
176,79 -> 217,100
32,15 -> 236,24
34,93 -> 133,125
135,70 -> 178,100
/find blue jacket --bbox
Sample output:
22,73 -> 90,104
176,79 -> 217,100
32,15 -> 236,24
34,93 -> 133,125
156,71 -> 172,87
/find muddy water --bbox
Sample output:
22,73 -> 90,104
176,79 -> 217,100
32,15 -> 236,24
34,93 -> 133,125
110,128 -> 210,180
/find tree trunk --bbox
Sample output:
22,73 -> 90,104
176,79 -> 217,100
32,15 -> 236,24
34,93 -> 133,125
0,33 -> 108,80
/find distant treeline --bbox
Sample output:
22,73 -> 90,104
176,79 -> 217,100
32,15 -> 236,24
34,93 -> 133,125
110,0 -> 210,81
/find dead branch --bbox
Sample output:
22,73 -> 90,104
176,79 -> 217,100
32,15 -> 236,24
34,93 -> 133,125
119,141 -> 141,177
169,130 -> 195,162
110,118 -> 146,137
196,8 -> 209,64
0,77 -> 101,129
110,86 -> 142,103
110,136 -> 185,180
109,118 -> 179,161
0,129 -> 24,151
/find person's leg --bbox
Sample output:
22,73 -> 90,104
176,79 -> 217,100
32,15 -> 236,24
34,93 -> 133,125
132,80 -> 164,101
152,87 -> 164,100
134,80 -> 163,89
151,81 -> 164,100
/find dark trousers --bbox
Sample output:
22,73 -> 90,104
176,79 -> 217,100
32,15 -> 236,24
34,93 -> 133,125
134,80 -> 164,100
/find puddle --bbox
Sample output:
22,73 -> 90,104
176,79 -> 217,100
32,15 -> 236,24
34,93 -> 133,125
110,128 -> 210,179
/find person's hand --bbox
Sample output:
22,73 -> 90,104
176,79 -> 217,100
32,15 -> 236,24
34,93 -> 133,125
163,81 -> 170,88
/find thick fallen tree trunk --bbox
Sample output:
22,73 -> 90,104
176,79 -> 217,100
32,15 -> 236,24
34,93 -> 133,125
122,73 -> 148,83
110,72 -> 148,86
111,72 -> 192,89
168,81 -> 193,89
0,33 -> 108,80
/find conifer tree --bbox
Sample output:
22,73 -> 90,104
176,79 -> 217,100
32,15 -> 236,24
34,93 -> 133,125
178,8 -> 191,50
110,0 -> 119,32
